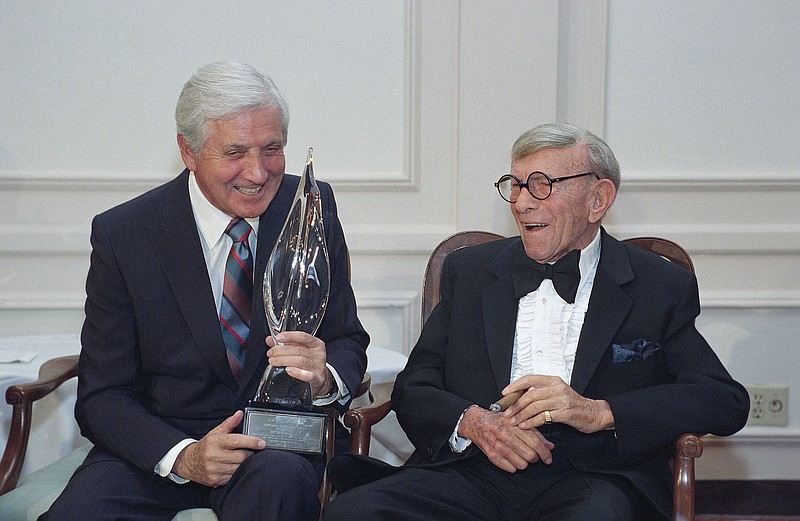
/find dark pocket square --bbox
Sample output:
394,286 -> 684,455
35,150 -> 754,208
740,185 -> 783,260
611,339 -> 661,363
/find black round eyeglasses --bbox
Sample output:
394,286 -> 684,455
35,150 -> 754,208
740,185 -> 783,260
494,171 -> 599,202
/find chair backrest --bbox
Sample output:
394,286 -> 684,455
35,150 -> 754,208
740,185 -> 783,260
621,236 -> 694,273
421,231 -> 504,323
421,231 -> 694,324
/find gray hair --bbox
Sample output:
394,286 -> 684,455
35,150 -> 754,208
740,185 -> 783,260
175,62 -> 290,154
511,123 -> 620,189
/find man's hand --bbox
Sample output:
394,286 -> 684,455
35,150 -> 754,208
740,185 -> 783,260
458,406 -> 554,473
502,375 -> 615,434
267,332 -> 332,397
173,410 -> 265,487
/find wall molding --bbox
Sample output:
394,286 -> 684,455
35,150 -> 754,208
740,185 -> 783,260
4,222 -> 799,256
701,292 -> 800,309
557,0 -> 608,134
0,2 -> 423,193
308,0 -> 421,191
0,293 -> 84,310
607,223 -> 800,255
0,170 -> 172,192
0,290 -> 424,355
621,169 -> 800,191
358,290 -> 420,355
0,224 -> 89,254
700,432 -> 800,480
245,162 -> 796,194
3,166 -> 798,194
5,289 -> 798,312
706,430 -> 800,445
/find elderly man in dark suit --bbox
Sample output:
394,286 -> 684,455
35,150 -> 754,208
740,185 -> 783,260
324,123 -> 748,521
42,62 -> 369,521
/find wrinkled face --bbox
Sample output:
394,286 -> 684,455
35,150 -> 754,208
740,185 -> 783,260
510,145 -> 600,263
179,108 -> 286,218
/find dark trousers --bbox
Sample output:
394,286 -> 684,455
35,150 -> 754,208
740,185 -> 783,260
323,443 -> 643,521
41,446 -> 324,521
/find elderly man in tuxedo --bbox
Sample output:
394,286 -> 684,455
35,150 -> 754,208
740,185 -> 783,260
42,62 -> 369,521
323,123 -> 748,521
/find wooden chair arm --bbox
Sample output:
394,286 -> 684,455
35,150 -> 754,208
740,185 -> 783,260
672,433 -> 704,521
344,381 -> 393,455
318,372 -> 373,507
0,354 -> 79,495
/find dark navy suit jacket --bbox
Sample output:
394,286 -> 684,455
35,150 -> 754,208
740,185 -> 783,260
390,229 -> 748,519
75,170 -> 369,476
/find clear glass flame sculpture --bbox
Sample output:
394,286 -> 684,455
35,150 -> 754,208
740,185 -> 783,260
254,148 -> 330,406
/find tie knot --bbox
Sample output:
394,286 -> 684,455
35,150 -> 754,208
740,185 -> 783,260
225,218 -> 252,243
512,244 -> 581,303
537,263 -> 555,279
542,249 -> 580,277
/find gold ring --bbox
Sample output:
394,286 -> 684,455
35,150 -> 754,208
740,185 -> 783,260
544,410 -> 552,425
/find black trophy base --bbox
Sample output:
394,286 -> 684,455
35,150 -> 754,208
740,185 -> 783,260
243,401 -> 327,455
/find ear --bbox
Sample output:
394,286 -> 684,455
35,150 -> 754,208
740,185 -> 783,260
177,134 -> 198,172
588,178 -> 616,224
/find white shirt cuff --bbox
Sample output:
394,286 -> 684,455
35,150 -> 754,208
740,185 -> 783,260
312,363 -> 350,406
154,438 -> 197,484
448,405 -> 477,453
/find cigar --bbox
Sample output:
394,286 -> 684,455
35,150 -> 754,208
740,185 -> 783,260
489,390 -> 525,413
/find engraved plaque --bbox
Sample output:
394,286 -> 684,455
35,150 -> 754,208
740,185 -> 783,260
244,405 -> 327,454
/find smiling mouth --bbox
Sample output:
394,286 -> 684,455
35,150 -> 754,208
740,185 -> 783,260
522,223 -> 547,230
236,186 -> 262,196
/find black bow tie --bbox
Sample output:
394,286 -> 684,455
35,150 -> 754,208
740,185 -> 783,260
511,244 -> 581,303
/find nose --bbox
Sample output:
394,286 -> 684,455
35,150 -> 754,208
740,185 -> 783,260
513,184 -> 540,210
243,154 -> 268,183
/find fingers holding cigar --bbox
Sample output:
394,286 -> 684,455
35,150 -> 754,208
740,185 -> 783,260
490,389 -> 555,427
489,390 -> 525,413
492,376 -> 565,428
494,392 -> 555,428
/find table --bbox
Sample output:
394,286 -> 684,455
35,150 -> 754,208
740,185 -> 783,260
0,336 -> 414,476
0,334 -> 86,478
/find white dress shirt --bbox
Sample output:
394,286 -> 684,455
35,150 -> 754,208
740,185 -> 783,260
510,231 -> 601,384
450,230 -> 602,452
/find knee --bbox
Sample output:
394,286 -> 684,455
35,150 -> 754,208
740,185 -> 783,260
216,451 -> 322,521
575,477 -> 638,521
41,497 -> 86,521
245,450 -> 319,494
323,491 -> 367,520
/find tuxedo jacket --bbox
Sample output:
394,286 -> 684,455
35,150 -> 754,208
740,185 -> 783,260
75,170 -> 369,474
391,229 -> 748,518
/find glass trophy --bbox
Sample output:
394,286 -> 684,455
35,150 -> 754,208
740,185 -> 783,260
243,148 -> 331,454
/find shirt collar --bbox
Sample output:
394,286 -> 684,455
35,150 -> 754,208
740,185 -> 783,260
579,228 -> 602,282
188,171 -> 259,249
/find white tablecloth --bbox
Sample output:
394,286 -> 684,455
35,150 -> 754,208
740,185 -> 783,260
360,347 -> 414,465
0,336 -> 414,475
0,334 -> 86,478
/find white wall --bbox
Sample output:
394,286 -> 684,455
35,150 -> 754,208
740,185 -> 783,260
1,0 -> 798,480
604,0 -> 800,479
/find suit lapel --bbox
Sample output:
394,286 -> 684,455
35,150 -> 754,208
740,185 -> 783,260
482,240 -> 520,396
570,230 -> 635,394
150,171 -> 237,388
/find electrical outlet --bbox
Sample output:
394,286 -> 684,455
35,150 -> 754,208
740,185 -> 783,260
746,385 -> 789,426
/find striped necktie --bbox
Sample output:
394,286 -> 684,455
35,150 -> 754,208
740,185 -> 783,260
220,218 -> 253,382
